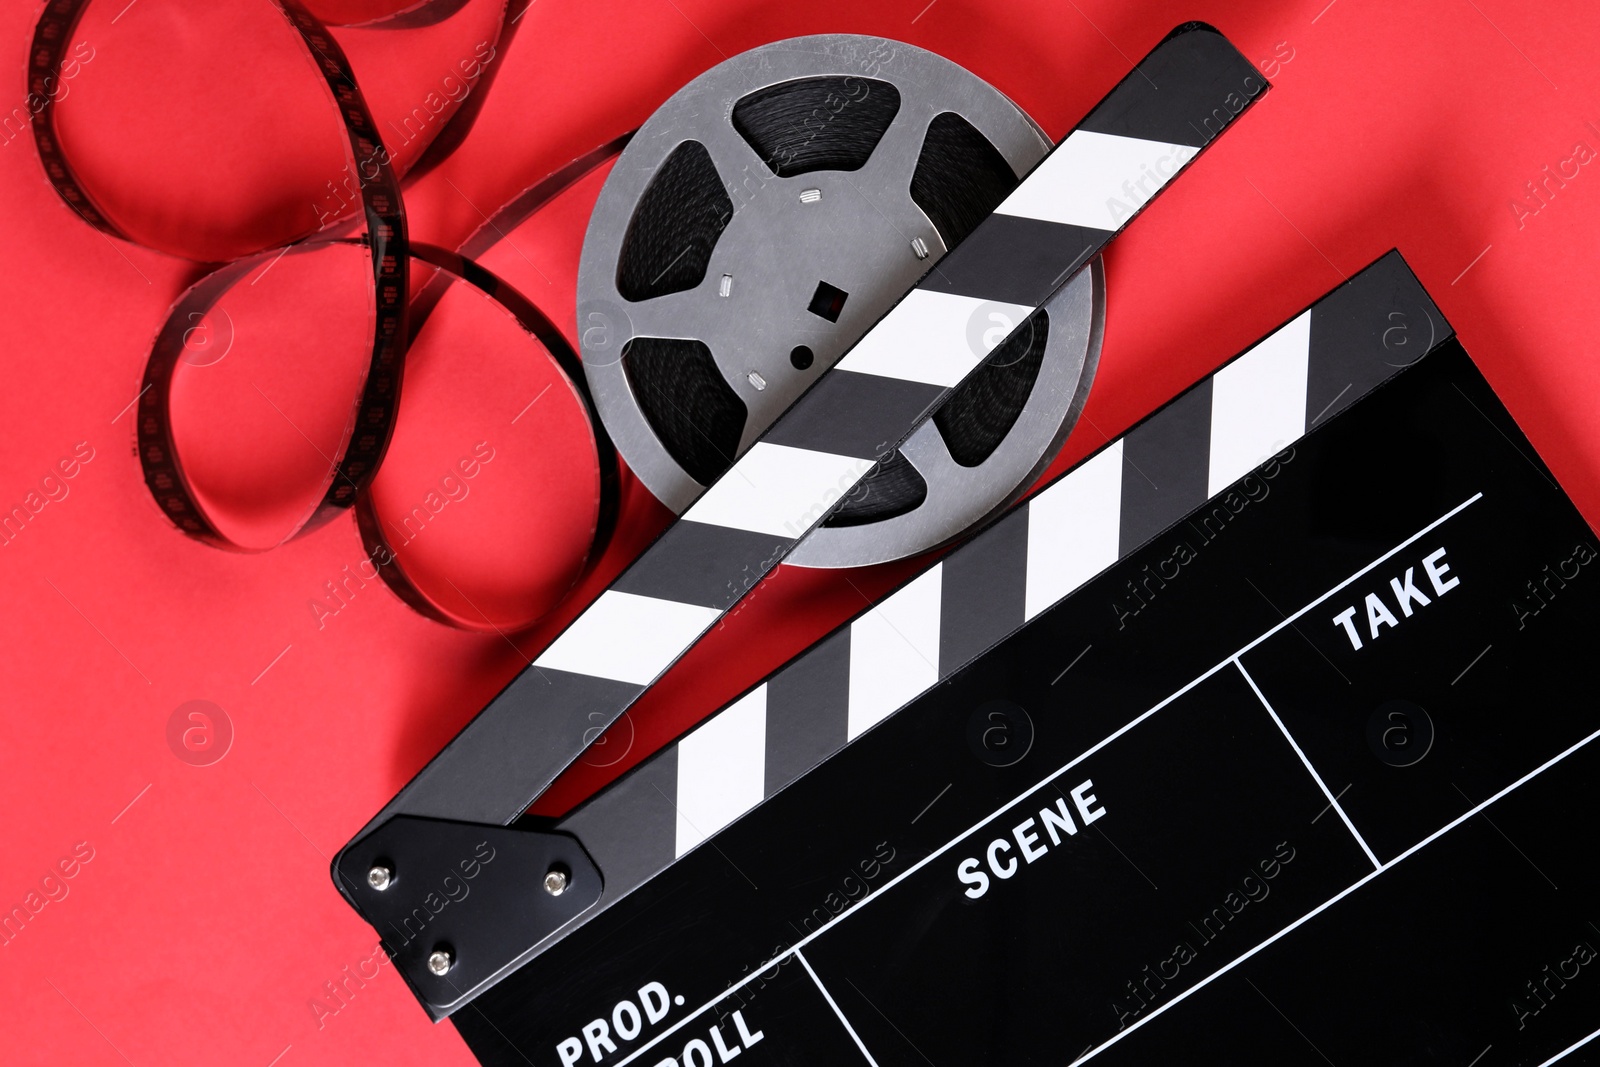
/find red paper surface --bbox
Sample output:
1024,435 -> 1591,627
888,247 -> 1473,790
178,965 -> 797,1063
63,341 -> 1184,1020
2,1 -> 1596,1063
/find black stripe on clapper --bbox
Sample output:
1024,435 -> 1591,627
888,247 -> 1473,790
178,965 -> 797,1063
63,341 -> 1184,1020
1119,378 -> 1213,555
764,629 -> 853,796
558,746 -> 678,902
939,512 -> 1030,673
763,370 -> 947,459
923,23 -> 1265,306
389,668 -> 644,826
1079,21 -> 1268,148
920,214 -> 1109,307
1306,253 -> 1452,429
612,522 -> 793,610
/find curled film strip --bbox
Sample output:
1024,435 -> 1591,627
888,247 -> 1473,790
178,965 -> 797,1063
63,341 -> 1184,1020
359,240 -> 622,629
31,0 -> 410,546
28,0 -> 624,629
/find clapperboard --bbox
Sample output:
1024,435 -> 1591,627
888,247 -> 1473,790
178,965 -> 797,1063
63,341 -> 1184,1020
451,253 -> 1600,1067
327,22 -> 1600,1067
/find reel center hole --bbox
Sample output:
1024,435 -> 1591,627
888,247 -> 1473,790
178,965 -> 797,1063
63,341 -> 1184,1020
807,280 -> 850,322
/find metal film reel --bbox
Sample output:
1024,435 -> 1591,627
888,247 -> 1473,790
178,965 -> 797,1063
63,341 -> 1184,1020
578,34 -> 1105,567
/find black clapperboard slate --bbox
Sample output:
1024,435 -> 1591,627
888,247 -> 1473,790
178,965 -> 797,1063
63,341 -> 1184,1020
456,253 -> 1600,1067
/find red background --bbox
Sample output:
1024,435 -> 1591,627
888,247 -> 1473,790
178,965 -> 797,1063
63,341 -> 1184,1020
2,0 -> 1597,1063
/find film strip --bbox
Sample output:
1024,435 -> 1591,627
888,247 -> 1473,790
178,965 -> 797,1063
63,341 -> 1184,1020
31,0 -> 632,628
454,252 -> 1600,1067
31,0 -> 412,547
355,135 -> 645,625
357,241 -> 622,627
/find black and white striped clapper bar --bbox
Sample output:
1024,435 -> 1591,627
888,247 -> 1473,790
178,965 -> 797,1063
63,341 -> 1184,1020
332,23 -> 1268,1020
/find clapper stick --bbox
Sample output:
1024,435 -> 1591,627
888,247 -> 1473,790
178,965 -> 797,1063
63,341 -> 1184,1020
335,22 -> 1265,1019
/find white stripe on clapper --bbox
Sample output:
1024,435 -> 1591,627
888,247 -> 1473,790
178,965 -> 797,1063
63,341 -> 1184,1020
847,565 -> 942,740
836,290 -> 1033,387
675,686 -> 767,857
1208,310 -> 1311,495
534,590 -> 720,685
994,129 -> 1196,231
683,443 -> 872,539
1023,441 -> 1123,620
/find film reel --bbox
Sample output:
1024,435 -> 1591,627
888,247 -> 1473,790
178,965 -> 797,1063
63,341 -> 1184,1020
578,34 -> 1105,568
